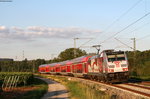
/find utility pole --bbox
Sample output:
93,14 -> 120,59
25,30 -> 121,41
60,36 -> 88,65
131,37 -> 136,59
73,37 -> 93,57
74,38 -> 79,58
131,37 -> 136,74
131,38 -> 136,51
32,60 -> 35,73
22,50 -> 24,60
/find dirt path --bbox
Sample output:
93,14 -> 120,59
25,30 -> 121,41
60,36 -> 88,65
37,77 -> 69,99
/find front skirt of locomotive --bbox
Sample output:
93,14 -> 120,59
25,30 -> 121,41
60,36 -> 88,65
106,71 -> 129,83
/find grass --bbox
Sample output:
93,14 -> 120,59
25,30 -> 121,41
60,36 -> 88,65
15,78 -> 48,99
67,81 -> 110,99
0,77 -> 48,99
37,74 -> 110,99
66,81 -> 110,99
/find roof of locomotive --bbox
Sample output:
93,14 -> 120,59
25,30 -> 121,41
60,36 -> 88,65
89,50 -> 125,60
104,50 -> 125,55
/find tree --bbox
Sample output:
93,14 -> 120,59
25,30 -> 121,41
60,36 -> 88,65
49,57 -> 61,63
21,58 -> 28,72
34,59 -> 46,72
126,50 -> 150,77
58,48 -> 87,61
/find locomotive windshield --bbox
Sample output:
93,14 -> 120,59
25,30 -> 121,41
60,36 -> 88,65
106,52 -> 126,62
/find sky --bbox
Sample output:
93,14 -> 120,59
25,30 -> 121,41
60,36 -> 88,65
0,0 -> 150,60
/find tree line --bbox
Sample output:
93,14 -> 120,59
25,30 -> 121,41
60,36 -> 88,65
0,48 -> 150,78
0,48 -> 86,73
127,50 -> 150,77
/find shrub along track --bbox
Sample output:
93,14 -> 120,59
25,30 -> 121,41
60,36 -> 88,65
40,74 -> 150,99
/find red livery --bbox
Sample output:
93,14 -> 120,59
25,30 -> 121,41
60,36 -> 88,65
39,50 -> 129,83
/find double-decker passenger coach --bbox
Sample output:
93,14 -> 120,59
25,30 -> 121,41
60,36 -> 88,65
39,49 -> 129,83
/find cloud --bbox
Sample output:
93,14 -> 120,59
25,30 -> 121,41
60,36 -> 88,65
0,26 -> 101,41
0,26 -> 10,37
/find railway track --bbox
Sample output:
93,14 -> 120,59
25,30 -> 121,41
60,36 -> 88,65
77,77 -> 150,98
39,74 -> 150,98
113,83 -> 150,97
141,81 -> 150,86
86,79 -> 150,98
126,83 -> 150,89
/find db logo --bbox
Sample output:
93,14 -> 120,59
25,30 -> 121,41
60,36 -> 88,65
114,61 -> 120,68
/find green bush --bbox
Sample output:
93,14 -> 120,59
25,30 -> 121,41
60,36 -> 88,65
127,50 -> 150,80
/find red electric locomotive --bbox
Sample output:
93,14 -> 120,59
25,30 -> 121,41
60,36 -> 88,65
39,49 -> 129,83
86,50 -> 129,82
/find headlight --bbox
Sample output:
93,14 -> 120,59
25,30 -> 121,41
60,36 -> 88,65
121,64 -> 127,67
109,65 -> 115,68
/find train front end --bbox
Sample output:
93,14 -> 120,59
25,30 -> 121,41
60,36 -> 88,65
104,50 -> 129,82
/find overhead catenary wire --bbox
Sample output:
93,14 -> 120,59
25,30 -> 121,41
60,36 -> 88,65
100,0 -> 149,48
100,12 -> 150,44
126,21 -> 150,35
144,0 -> 147,14
73,0 -> 148,52
115,38 -> 134,50
79,0 -> 143,48
115,32 -> 150,51
102,0 -> 143,33
115,33 -> 150,50
78,38 -> 94,48
95,0 -> 149,51
137,34 -> 150,41
115,21 -> 150,47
